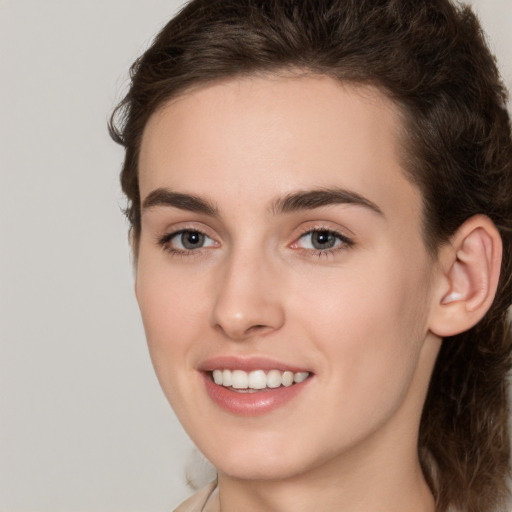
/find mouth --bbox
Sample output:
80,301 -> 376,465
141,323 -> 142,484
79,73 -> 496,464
199,358 -> 313,416
210,369 -> 311,392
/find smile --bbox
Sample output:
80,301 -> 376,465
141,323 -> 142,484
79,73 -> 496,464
199,356 -> 313,415
201,368 -> 312,416
211,369 -> 310,391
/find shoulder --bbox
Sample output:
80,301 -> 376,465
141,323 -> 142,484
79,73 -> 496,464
173,482 -> 218,512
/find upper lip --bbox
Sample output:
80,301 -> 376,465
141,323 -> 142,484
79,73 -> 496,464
198,355 -> 312,373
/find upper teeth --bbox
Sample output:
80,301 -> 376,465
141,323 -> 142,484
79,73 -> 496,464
212,369 -> 310,389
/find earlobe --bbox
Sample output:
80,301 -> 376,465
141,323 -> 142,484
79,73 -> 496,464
429,215 -> 502,338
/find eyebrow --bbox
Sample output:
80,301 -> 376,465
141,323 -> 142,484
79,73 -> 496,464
141,186 -> 383,217
142,188 -> 218,216
271,188 -> 384,216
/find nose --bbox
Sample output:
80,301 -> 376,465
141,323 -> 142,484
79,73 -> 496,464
210,250 -> 285,341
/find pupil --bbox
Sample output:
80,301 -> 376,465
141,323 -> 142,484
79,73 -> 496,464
182,231 -> 204,249
312,231 -> 335,249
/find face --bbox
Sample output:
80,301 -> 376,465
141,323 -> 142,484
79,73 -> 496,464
136,75 -> 441,482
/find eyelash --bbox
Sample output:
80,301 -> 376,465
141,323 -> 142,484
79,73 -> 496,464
293,227 -> 354,258
157,229 -> 217,257
157,227 -> 354,258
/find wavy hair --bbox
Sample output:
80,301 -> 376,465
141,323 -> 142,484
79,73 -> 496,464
109,1 -> 512,510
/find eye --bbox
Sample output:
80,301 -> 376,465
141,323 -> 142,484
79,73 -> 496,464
300,230 -> 338,250
294,229 -> 353,253
159,229 -> 217,253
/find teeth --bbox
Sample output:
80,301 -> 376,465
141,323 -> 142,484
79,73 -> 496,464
222,369 -> 232,387
282,371 -> 294,387
232,370 -> 248,389
248,370 -> 267,390
267,369 -> 282,389
213,370 -> 223,385
211,369 -> 310,390
294,372 -> 309,383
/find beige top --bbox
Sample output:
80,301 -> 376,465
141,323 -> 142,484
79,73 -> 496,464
173,482 -> 219,512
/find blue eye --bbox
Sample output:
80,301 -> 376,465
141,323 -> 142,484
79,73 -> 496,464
297,229 -> 353,252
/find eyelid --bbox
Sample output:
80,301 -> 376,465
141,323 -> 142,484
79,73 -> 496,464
157,224 -> 220,255
289,224 -> 355,255
293,222 -> 354,242
154,221 -> 354,258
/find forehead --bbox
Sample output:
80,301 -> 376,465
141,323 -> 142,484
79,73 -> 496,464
138,74 -> 422,228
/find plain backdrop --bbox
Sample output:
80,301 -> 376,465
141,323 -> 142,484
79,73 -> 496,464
1,1 -> 511,511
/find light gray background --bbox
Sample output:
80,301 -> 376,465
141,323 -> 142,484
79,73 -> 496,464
1,1 -> 511,511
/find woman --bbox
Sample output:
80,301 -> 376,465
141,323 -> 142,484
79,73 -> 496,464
110,0 -> 512,510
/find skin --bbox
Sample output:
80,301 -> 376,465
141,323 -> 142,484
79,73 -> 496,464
136,75 -> 442,512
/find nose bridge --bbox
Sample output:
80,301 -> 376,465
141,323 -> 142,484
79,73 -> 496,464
211,242 -> 285,340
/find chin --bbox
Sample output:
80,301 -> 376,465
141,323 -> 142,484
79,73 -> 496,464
201,435 -> 321,482
216,457 -> 306,482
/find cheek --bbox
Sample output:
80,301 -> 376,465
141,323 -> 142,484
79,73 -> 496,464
135,267 -> 216,430
135,255 -> 209,383
291,254 -> 431,407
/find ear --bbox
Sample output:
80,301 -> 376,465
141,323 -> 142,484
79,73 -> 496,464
429,215 -> 502,337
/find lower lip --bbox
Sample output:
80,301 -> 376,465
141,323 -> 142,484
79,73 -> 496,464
202,372 -> 311,416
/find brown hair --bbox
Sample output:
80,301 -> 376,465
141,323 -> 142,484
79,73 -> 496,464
109,1 -> 512,510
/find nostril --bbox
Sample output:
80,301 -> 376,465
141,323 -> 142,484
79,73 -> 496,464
246,324 -> 273,336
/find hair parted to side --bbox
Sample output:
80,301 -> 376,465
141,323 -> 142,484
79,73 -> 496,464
109,0 -> 512,510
